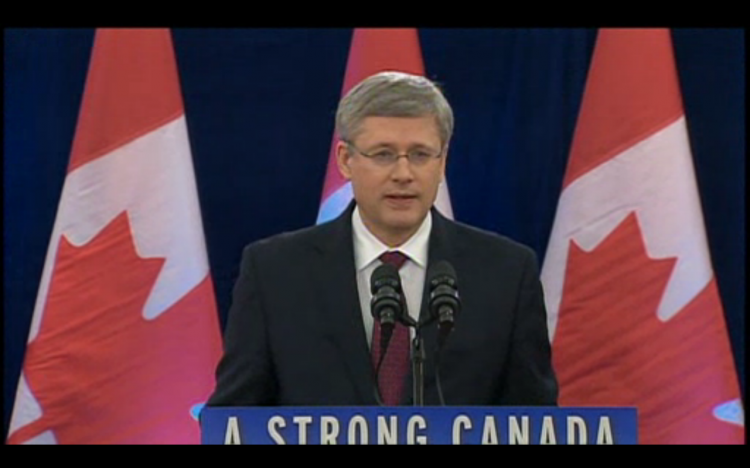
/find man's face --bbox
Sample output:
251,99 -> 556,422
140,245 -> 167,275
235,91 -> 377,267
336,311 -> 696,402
337,115 -> 446,246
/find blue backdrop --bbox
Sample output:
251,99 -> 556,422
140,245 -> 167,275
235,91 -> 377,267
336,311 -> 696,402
3,28 -> 744,441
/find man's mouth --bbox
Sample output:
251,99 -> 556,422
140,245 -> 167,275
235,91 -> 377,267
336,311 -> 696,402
385,193 -> 417,199
384,193 -> 418,208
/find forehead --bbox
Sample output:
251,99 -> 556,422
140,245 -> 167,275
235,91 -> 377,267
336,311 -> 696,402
353,116 -> 441,147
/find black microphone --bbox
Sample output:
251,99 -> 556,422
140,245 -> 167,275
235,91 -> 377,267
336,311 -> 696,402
370,262 -> 405,404
428,260 -> 461,350
427,260 -> 460,406
370,262 -> 403,330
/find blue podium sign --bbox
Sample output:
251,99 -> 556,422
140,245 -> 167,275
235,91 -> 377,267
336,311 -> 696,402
200,407 -> 637,445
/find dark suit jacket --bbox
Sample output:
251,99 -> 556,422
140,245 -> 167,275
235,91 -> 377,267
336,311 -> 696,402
207,203 -> 558,407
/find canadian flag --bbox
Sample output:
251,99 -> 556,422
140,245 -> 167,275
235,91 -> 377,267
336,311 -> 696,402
317,28 -> 453,223
7,29 -> 223,444
541,28 -> 744,444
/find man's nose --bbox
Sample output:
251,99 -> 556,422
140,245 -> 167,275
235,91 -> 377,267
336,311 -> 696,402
390,156 -> 415,182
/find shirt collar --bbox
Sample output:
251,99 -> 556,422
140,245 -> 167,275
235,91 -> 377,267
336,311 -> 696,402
352,205 -> 431,271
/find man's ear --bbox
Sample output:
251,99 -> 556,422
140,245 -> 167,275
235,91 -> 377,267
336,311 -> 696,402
336,141 -> 352,180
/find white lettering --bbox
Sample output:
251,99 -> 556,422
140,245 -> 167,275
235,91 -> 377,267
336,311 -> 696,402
224,416 -> 241,445
509,416 -> 529,445
481,416 -> 499,445
596,417 -> 614,445
268,416 -> 286,445
293,416 -> 313,445
378,416 -> 398,445
348,415 -> 369,445
539,416 -> 557,445
567,416 -> 587,444
452,415 -> 471,444
407,415 -> 427,445
320,416 -> 340,445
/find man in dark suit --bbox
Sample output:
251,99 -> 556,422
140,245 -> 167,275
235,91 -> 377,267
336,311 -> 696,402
207,71 -> 557,407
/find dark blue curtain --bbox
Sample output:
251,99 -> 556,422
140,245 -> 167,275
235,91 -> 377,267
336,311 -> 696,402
4,28 -> 744,440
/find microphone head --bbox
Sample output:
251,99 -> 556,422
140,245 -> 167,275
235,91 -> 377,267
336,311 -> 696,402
370,262 -> 401,295
370,262 -> 403,323
428,260 -> 458,290
427,260 -> 460,325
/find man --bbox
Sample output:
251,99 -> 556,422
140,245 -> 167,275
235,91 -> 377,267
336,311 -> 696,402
207,71 -> 557,407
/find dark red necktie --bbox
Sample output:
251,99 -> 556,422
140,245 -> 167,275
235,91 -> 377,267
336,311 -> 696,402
371,251 -> 410,405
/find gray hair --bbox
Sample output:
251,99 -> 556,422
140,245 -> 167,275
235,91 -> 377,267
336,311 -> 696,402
335,71 -> 454,149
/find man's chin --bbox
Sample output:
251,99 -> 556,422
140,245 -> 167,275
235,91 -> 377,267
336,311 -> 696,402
382,210 -> 425,231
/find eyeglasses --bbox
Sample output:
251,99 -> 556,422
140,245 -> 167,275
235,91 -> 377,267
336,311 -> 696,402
344,141 -> 443,167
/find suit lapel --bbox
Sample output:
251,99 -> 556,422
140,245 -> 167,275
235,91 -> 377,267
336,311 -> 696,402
309,202 -> 378,405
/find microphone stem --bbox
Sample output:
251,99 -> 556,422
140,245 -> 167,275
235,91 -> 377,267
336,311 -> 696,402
411,332 -> 425,406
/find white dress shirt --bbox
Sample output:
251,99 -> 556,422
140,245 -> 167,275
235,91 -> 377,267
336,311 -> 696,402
352,206 -> 431,349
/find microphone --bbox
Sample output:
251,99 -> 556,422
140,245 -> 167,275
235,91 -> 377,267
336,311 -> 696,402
427,260 -> 460,406
370,262 -> 403,330
370,262 -> 405,404
428,260 -> 461,349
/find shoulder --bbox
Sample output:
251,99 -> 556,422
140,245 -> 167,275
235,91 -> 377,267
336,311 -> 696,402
240,221 -> 332,261
441,215 -> 538,263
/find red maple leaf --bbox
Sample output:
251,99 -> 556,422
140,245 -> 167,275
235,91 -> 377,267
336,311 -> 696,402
553,212 -> 743,444
9,212 -> 221,444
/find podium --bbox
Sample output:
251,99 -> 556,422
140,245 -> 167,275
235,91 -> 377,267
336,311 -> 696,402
200,406 -> 637,444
